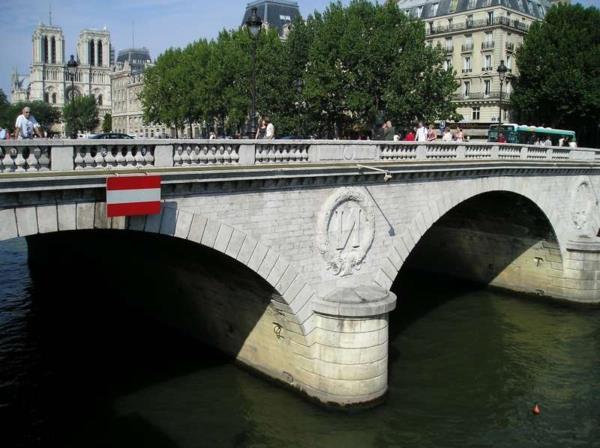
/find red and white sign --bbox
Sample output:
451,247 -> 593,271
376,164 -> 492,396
106,176 -> 161,218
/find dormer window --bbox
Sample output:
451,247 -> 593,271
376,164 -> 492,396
431,3 -> 439,15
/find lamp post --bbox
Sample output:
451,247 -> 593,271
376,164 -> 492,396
67,54 -> 78,102
496,60 -> 508,132
66,54 -> 79,138
295,78 -> 304,137
245,7 -> 262,138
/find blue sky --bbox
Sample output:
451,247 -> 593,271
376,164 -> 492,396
0,0 -> 597,98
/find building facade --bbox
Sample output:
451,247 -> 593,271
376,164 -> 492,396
10,24 -> 113,134
397,0 -> 555,138
242,0 -> 302,37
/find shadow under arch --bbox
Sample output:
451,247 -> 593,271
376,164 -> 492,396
0,204 -> 316,335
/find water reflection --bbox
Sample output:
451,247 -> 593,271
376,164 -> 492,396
0,238 -> 599,448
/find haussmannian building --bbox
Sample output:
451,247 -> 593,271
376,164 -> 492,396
396,0 -> 565,138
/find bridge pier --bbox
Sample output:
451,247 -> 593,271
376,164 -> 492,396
302,286 -> 396,406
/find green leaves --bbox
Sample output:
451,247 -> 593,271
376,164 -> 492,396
139,0 -> 458,138
512,3 -> 600,146
62,95 -> 99,136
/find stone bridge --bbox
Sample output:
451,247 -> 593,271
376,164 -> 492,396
1,139 -> 600,406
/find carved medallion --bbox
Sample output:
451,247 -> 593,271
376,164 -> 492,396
570,179 -> 596,236
317,188 -> 375,276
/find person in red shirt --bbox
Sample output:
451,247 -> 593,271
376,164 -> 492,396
497,132 -> 507,143
404,129 -> 415,141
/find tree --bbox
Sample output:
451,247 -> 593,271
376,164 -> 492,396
511,3 -> 600,147
102,113 -> 112,133
0,89 -> 10,129
290,0 -> 458,138
63,95 -> 99,136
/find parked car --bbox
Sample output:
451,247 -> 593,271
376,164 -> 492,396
88,133 -> 134,139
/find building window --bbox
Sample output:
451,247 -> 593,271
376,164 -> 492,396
417,6 -> 423,17
468,0 -> 476,9
44,92 -> 49,103
445,58 -> 453,70
445,37 -> 453,51
485,54 -> 492,69
42,36 -> 48,63
464,81 -> 471,97
51,36 -> 56,64
89,40 -> 95,66
97,94 -> 103,106
484,79 -> 491,96
466,14 -> 473,27
52,93 -> 56,104
97,40 -> 103,67
431,3 -> 439,15
450,0 -> 458,13
488,11 -> 494,24
506,55 -> 512,69
463,56 -> 472,72
472,107 -> 480,120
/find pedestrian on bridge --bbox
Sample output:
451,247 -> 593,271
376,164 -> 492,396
14,107 -> 43,139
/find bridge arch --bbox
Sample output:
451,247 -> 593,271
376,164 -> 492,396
374,176 -> 566,295
0,203 -> 316,334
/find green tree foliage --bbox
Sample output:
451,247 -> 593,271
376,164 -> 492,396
511,4 -> 600,146
102,113 -> 112,133
0,89 -> 10,129
63,95 -> 99,136
140,0 -> 458,138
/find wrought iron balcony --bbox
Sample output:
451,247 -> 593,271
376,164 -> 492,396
481,41 -> 495,50
461,43 -> 473,52
426,17 -> 529,36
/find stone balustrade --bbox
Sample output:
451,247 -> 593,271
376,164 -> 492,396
0,139 -> 597,173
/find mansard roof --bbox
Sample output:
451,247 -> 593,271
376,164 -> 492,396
242,0 -> 301,34
396,0 -> 551,19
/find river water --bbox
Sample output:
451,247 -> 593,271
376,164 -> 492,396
1,237 -> 599,448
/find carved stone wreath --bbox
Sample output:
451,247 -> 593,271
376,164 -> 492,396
570,178 -> 597,237
317,187 -> 375,276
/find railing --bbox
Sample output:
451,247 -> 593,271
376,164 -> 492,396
506,42 -> 515,51
461,43 -> 473,52
481,41 -> 495,50
453,91 -> 511,101
427,17 -> 529,36
0,140 -> 597,174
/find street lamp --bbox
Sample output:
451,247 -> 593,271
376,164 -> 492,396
497,59 -> 508,132
245,7 -> 262,138
67,54 -> 78,101
66,54 -> 79,138
295,78 -> 304,137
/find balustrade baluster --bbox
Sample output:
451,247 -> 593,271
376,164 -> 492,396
115,146 -> 126,168
3,148 -> 17,172
83,147 -> 95,169
74,147 -> 85,169
134,147 -> 145,166
208,146 -> 217,164
181,145 -> 191,166
190,146 -> 200,165
94,146 -> 106,168
0,148 -> 4,172
25,147 -> 40,172
173,146 -> 183,166
14,148 -> 27,172
124,146 -> 135,167
215,146 -> 225,164
231,147 -> 240,164
199,146 -> 209,164
143,147 -> 154,166
104,146 -> 116,167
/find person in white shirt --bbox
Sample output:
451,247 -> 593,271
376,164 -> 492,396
442,127 -> 453,142
415,121 -> 427,142
543,136 -> 552,146
14,107 -> 43,139
265,117 -> 275,140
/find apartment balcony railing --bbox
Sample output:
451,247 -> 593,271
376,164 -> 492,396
481,66 -> 494,72
506,42 -> 516,51
453,91 -> 511,101
461,43 -> 474,52
444,46 -> 454,53
481,41 -> 495,50
427,17 -> 529,36
461,68 -> 473,73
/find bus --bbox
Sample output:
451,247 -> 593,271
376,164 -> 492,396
488,124 -> 576,146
